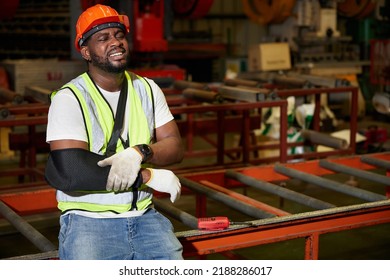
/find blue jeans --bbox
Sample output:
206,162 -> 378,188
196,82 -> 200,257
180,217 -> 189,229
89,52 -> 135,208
58,208 -> 183,260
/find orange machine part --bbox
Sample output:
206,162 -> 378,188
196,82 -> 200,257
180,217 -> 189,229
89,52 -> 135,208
271,0 -> 296,23
242,0 -> 295,25
355,0 -> 377,19
173,0 -> 214,19
242,0 -> 274,25
337,0 -> 375,18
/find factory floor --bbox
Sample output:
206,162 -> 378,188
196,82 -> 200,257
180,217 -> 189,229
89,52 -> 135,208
1,114 -> 390,260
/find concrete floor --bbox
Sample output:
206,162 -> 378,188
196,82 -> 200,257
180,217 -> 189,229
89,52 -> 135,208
1,114 -> 390,259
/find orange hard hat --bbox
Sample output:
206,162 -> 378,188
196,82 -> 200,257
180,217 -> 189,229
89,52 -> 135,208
74,4 -> 130,52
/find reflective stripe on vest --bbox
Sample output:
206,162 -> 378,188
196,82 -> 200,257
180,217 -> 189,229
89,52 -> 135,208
51,71 -> 155,213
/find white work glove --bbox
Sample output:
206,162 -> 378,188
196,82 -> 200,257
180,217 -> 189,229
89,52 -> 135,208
97,147 -> 142,192
146,168 -> 181,203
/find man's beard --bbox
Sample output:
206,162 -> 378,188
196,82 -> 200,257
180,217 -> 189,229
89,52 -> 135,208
90,52 -> 129,73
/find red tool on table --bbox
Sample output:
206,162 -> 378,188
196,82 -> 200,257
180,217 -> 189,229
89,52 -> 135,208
197,216 -> 254,230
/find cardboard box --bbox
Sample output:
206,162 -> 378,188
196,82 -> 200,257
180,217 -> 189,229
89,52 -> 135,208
248,43 -> 291,72
0,59 -> 86,95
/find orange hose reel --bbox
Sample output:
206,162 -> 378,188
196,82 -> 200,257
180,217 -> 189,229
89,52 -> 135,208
173,0 -> 214,19
242,0 -> 296,25
337,0 -> 377,19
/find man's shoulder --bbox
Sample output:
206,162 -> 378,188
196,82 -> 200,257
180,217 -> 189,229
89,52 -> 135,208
126,71 -> 158,88
54,72 -> 88,91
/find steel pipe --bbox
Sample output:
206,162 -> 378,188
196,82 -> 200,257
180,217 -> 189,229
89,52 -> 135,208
273,75 -> 310,88
0,200 -> 57,252
153,198 -> 198,229
274,164 -> 387,202
174,80 -> 208,90
4,250 -> 58,260
0,87 -> 24,104
319,159 -> 390,186
225,170 -> 335,210
361,155 -> 390,170
200,180 -> 290,217
286,72 -> 351,88
217,85 -> 269,102
182,88 -> 223,103
179,176 -> 275,219
224,78 -> 260,87
301,129 -> 349,150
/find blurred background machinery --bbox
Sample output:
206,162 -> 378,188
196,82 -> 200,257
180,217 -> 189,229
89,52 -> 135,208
1,0 -> 390,260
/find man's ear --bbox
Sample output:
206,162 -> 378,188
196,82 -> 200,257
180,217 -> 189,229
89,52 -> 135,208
80,46 -> 91,62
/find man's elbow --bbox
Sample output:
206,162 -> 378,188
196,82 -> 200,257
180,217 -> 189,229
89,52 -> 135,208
174,141 -> 185,163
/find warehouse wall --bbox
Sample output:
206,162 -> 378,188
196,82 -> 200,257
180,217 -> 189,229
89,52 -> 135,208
1,0 -> 269,60
0,0 -> 71,60
3,0 -> 386,83
172,0 -> 268,57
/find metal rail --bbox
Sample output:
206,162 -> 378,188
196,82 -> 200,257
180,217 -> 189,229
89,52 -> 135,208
319,159 -> 390,186
0,200 -> 56,252
1,153 -> 390,260
275,86 -> 358,152
361,154 -> 390,170
274,164 -> 387,202
170,99 -> 289,167
179,176 -> 276,219
199,180 -> 290,217
225,170 -> 335,210
175,153 -> 390,259
177,200 -> 390,259
153,198 -> 198,229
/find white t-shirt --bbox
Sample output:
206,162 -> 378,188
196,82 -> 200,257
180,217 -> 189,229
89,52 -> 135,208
46,76 -> 174,218
47,77 -> 174,143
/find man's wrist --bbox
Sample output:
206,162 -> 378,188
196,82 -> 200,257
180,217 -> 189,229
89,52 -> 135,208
134,144 -> 153,163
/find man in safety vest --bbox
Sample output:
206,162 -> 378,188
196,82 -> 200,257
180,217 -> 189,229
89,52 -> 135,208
45,4 -> 184,260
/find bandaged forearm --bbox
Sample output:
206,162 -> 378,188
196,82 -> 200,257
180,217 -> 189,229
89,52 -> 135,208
45,148 -> 111,192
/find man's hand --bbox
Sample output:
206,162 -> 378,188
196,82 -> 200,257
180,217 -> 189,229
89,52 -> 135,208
146,168 -> 181,203
97,147 -> 142,192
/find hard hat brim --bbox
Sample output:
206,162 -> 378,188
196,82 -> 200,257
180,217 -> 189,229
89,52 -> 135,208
78,22 -> 127,48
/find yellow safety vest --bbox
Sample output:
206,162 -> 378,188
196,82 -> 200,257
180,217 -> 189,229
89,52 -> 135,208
51,71 -> 155,213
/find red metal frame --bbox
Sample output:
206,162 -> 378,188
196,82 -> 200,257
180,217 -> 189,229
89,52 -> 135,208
167,86 -> 359,171
0,100 -> 48,179
179,201 -> 390,259
178,152 -> 390,259
169,99 -> 289,171
0,86 -> 360,175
